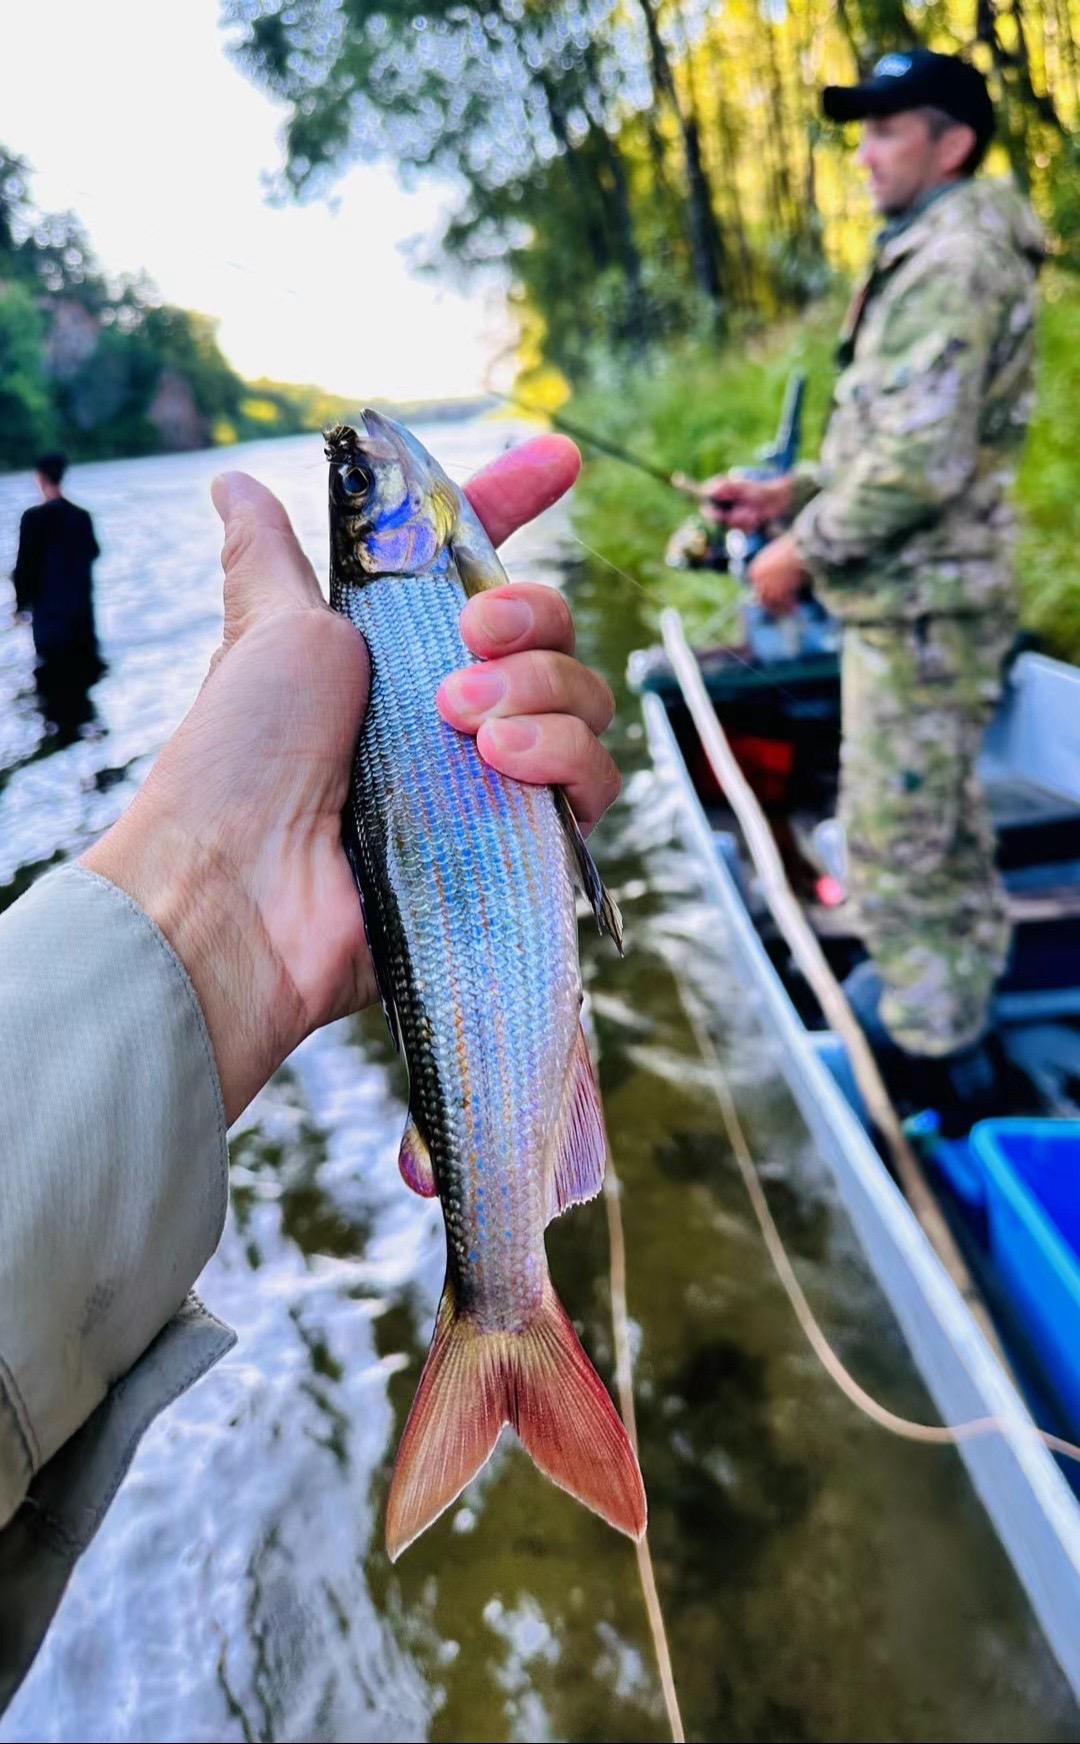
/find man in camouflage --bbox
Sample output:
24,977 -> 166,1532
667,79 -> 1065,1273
707,50 -> 1045,1082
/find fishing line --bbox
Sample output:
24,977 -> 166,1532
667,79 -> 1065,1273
602,1157 -> 686,1744
675,979 -> 1080,1468
567,529 -> 809,708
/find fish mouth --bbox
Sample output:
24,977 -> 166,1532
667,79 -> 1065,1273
326,409 -> 405,467
324,422 -> 362,465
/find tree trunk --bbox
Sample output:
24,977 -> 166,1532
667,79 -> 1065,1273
635,0 -> 726,310
593,125 -> 652,352
540,75 -> 613,276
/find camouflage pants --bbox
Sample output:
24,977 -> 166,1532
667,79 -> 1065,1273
840,614 -> 1014,1057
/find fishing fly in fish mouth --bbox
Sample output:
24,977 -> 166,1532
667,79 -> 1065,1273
325,410 -> 646,1560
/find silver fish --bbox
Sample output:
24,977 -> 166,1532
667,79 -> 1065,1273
325,412 -> 646,1559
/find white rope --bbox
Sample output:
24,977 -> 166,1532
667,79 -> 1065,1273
603,1159 -> 686,1743
677,976 -> 1080,1465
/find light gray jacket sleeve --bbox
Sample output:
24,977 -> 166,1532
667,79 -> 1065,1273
0,865 -> 235,1705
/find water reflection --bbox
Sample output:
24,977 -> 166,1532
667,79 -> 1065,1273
0,429 -> 1077,1742
32,647 -> 104,747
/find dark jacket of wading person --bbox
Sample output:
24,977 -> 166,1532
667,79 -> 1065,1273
13,459 -> 103,675
786,62 -> 1044,1061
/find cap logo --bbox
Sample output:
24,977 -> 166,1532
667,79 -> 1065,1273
874,53 -> 912,77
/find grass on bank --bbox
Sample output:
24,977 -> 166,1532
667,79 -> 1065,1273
569,274 -> 1080,660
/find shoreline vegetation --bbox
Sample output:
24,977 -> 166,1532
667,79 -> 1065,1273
219,1 -> 1080,659
0,145 -> 492,475
568,276 -> 1080,661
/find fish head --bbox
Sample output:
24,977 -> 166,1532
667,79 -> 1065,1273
325,410 -> 458,582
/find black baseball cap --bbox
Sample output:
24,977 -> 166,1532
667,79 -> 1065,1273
823,49 -> 994,147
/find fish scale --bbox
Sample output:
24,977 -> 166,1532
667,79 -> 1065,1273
339,572 -> 574,1328
325,410 -> 645,1559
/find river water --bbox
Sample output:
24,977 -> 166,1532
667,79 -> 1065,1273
0,423 -> 1075,1743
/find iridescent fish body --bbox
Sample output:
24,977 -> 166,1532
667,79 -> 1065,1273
325,412 -> 646,1559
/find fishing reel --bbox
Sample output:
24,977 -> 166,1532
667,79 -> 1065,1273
723,463 -> 841,666
664,374 -> 841,667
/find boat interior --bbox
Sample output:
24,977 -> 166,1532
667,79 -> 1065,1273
633,637 -> 1080,1445
635,642 -> 1080,1124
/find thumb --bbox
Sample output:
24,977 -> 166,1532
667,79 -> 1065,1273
212,471 -> 324,637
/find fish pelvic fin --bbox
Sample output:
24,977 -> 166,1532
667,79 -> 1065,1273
399,1114 -> 437,1197
385,1276 -> 646,1561
547,1023 -> 607,1222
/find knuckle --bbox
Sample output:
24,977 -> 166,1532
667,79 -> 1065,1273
219,506 -> 262,574
594,746 -> 622,810
593,672 -> 616,730
526,648 -> 566,712
547,590 -> 575,651
565,713 -> 596,766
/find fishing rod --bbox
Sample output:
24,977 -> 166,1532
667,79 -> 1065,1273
486,385 -> 707,501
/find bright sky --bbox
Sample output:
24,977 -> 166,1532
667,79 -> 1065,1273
0,0 -> 510,401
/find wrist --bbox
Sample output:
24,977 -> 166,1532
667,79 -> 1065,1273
81,794 -> 304,1123
766,476 -> 795,521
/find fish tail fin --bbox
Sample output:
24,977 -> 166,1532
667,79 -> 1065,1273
385,1276 -> 647,1561
511,1276 -> 647,1543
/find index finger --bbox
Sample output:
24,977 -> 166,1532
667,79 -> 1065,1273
459,582 -> 576,659
464,434 -> 581,548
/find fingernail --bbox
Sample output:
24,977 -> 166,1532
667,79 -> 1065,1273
483,717 -> 539,754
446,666 -> 506,714
479,595 -> 532,644
211,471 -> 255,522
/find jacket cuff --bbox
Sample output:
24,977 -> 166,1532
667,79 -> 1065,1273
0,865 -> 230,1523
0,1293 -> 233,1713
788,461 -> 823,517
789,489 -> 853,584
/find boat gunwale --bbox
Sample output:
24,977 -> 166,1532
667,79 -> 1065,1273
641,683 -> 1080,1702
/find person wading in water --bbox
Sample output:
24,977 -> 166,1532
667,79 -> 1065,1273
12,450 -> 105,742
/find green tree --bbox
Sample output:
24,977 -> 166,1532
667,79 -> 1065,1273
0,282 -> 54,468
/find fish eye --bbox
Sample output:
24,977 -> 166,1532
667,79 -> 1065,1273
340,465 -> 370,498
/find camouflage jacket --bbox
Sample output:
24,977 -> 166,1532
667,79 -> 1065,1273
790,178 -> 1045,624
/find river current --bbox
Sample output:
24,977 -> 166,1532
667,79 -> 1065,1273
0,424 -> 1074,1742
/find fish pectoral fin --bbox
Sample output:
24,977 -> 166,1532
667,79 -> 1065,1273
451,499 -> 511,597
547,1023 -> 607,1222
556,787 -> 624,953
385,1275 -> 646,1562
399,1114 -> 438,1198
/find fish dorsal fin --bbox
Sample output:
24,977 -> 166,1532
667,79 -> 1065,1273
555,788 -> 624,953
451,498 -> 511,598
399,1115 -> 438,1198
547,1024 -> 607,1222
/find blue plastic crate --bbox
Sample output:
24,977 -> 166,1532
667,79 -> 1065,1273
970,1120 -> 1080,1431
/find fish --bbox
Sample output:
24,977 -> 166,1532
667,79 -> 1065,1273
325,411 -> 646,1560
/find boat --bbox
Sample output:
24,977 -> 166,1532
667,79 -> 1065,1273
629,619 -> 1080,1698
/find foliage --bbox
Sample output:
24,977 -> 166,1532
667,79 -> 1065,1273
223,0 -> 1080,384
0,146 -> 372,470
0,283 -> 55,468
569,276 -> 1080,658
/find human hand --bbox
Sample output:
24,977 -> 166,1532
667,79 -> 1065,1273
748,532 -> 806,615
82,434 -> 618,1122
701,473 -> 794,532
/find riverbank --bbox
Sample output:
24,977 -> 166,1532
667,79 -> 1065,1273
570,276 -> 1080,659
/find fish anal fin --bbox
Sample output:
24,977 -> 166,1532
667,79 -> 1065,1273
399,1115 -> 437,1198
547,1024 -> 607,1222
385,1276 -> 646,1561
555,788 -> 624,953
